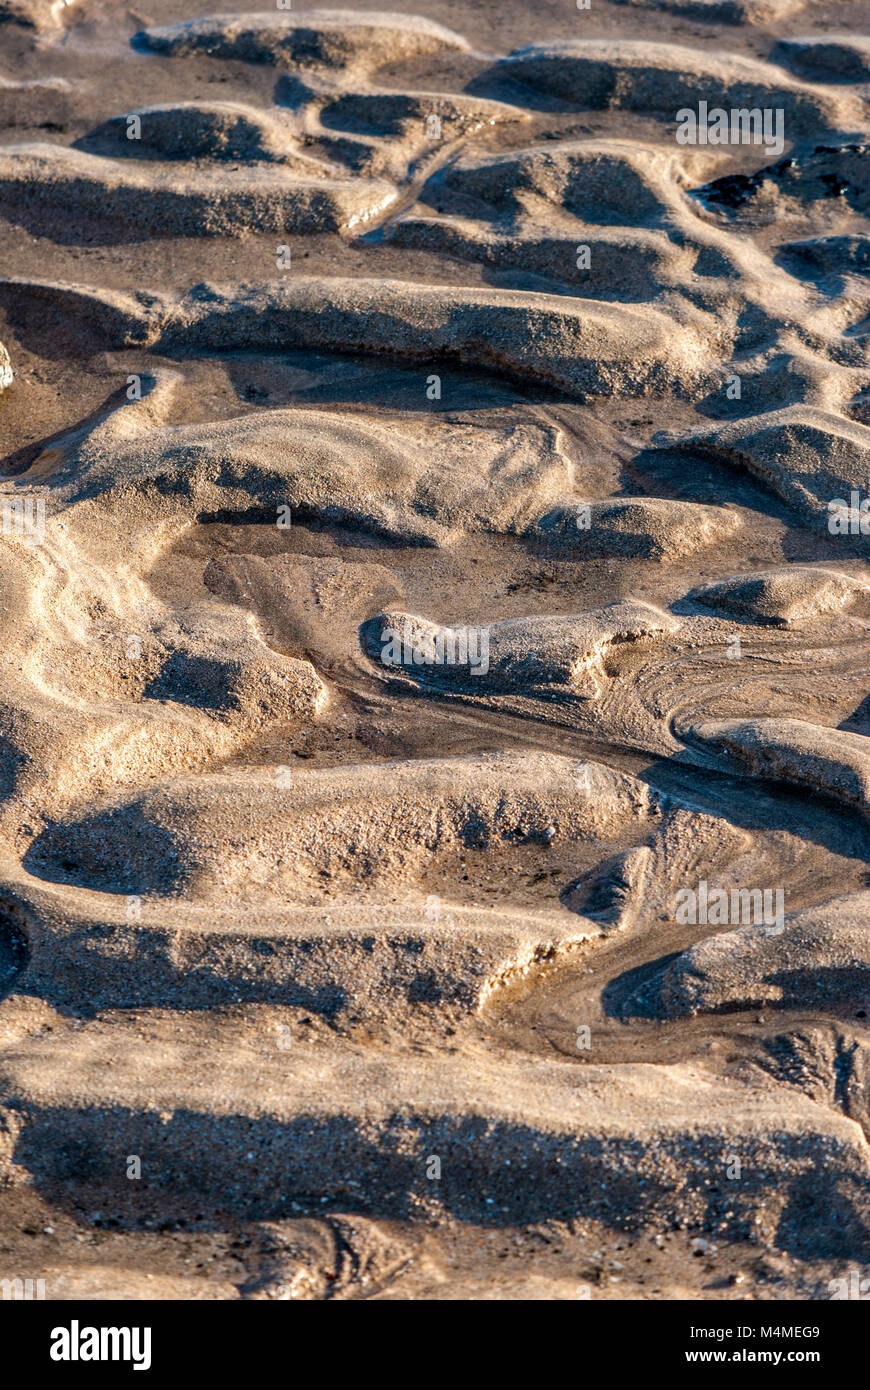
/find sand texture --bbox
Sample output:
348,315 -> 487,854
0,0 -> 869,1302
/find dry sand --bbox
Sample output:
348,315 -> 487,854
0,0 -> 868,1301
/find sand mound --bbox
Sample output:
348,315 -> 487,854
36,389 -> 573,545
12,867 -> 655,1019
40,597 -> 330,729
533,496 -> 741,558
0,372 -> 341,817
25,752 -> 660,896
0,275 -> 712,399
77,102 -> 334,170
389,218 -> 694,302
3,1023 -> 868,1253
141,617 -> 327,724
690,717 -> 870,814
314,87 -> 523,139
771,36 -> 870,84
678,407 -> 870,526
158,279 -> 711,400
494,40 -> 855,133
0,277 -> 166,349
10,887 -> 603,1019
134,11 -> 470,71
364,601 -> 679,697
614,0 -> 804,22
0,144 -> 395,237
661,891 -> 870,1017
0,518 -> 329,809
424,139 -> 712,225
686,566 -> 865,625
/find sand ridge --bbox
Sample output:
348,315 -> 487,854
0,0 -> 869,1302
